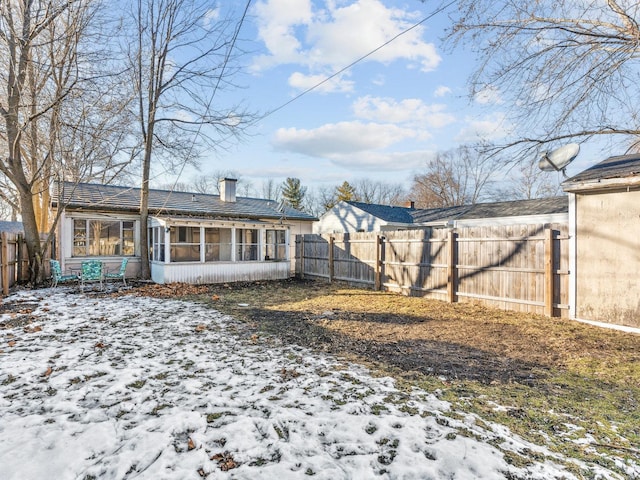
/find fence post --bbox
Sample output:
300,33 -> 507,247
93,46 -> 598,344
447,229 -> 457,303
544,228 -> 555,317
328,236 -> 334,282
1,232 -> 9,295
299,236 -> 304,279
375,234 -> 383,291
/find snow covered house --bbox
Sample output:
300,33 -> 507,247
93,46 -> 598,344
52,180 -> 317,284
563,153 -> 640,329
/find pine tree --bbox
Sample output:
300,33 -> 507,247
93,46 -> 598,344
280,177 -> 307,211
335,181 -> 356,202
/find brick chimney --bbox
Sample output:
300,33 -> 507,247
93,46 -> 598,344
219,178 -> 237,202
404,200 -> 415,209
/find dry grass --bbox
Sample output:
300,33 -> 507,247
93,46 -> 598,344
125,278 -> 640,475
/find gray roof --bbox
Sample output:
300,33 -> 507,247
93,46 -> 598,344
409,196 -> 568,224
347,201 -> 416,224
53,182 -> 317,221
563,153 -> 640,185
0,221 -> 23,234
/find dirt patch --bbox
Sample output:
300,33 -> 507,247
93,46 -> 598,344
115,278 -> 639,387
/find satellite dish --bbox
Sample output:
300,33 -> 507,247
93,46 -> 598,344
538,143 -> 580,175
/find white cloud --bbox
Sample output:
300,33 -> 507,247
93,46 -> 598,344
288,71 -> 354,93
326,150 -> 430,171
352,96 -> 455,129
434,85 -> 451,98
272,121 -> 419,157
251,0 -> 313,70
455,113 -> 511,143
251,0 -> 440,81
474,85 -> 503,105
202,8 -> 220,28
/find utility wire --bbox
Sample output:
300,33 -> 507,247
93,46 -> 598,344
258,0 -> 457,122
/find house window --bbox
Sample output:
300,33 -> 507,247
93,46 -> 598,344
73,219 -> 135,257
150,226 -> 165,262
204,227 -> 232,261
170,226 -> 200,262
236,228 -> 258,261
265,229 -> 286,260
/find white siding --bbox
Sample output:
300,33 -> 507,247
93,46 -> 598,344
314,204 -> 387,233
151,261 -> 291,284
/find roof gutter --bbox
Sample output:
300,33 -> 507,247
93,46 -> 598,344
563,175 -> 640,193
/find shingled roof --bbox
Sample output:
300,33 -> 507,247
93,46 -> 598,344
410,196 -> 568,224
0,221 -> 23,234
53,182 -> 317,221
563,153 -> 640,190
346,201 -> 416,224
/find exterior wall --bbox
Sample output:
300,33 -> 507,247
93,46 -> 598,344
151,260 -> 291,284
58,210 -> 142,278
314,204 -> 386,233
575,189 -> 640,327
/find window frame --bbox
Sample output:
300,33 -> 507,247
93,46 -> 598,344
72,218 -> 136,257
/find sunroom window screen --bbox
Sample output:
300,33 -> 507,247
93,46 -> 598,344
205,228 -> 232,261
236,228 -> 259,261
265,230 -> 286,260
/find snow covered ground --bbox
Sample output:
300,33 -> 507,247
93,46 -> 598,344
0,289 -> 632,479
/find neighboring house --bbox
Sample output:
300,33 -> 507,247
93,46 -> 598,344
563,153 -> 640,329
411,196 -> 568,228
314,201 -> 416,233
52,180 -> 317,284
315,197 -> 568,233
0,221 -> 24,234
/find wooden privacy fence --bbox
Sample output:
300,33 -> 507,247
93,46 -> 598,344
295,223 -> 569,317
0,232 -> 30,295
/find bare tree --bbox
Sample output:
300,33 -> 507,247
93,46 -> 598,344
0,0 -> 122,283
260,178 -> 280,200
410,145 -> 497,208
501,161 -> 564,200
445,1 -> 640,156
351,178 -> 406,205
130,0 -> 254,278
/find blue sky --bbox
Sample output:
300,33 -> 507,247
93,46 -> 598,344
168,0 -> 594,194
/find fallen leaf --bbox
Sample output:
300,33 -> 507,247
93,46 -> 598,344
44,366 -> 53,377
188,437 -> 196,450
211,451 -> 237,471
8,341 -> 16,347
195,324 -> 207,332
211,295 -> 220,301
197,468 -> 207,477
95,342 -> 106,349
24,325 -> 42,333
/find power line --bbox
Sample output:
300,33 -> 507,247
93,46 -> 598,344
259,0 -> 456,122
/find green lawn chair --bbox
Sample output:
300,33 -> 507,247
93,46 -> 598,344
80,260 -> 103,291
50,259 -> 78,288
105,258 -> 128,286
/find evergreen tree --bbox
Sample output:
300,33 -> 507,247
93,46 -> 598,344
335,181 -> 356,203
281,177 -> 307,211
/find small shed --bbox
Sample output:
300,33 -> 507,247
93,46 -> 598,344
563,153 -> 640,328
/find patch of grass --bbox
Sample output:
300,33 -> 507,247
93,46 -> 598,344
127,278 -> 640,477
